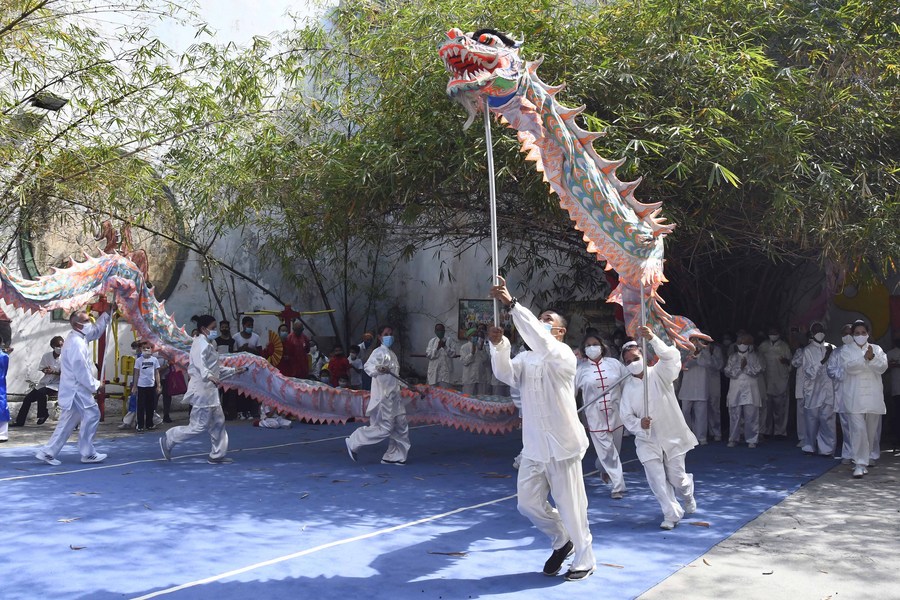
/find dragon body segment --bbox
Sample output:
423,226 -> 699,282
440,28 -> 707,349
0,252 -> 518,434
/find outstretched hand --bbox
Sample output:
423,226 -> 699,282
488,275 -> 513,306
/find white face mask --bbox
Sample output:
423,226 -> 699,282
768,335 -> 779,343
853,334 -> 868,346
813,332 -> 826,343
584,345 -> 603,360
142,350 -> 151,357
841,334 -> 853,345
626,359 -> 644,375
737,344 -> 749,353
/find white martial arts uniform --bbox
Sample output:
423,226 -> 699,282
425,335 -> 457,387
757,338 -> 792,436
347,345 -> 410,463
800,341 -> 836,455
40,313 -> 111,461
792,346 -> 808,446
826,344 -> 853,460
677,347 -> 721,444
460,339 -> 491,396
706,343 -> 724,441
841,342 -> 887,468
575,356 -> 629,495
491,303 -> 595,573
620,336 -> 697,525
724,350 -> 763,445
259,403 -> 292,428
163,333 -> 235,459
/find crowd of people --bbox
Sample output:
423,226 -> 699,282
0,294 -> 898,582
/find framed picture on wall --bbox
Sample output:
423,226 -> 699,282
457,299 -> 514,341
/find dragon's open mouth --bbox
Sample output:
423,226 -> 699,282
440,43 -> 498,82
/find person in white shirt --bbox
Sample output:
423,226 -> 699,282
724,332 -> 764,448
487,277 -> 595,582
460,328 -> 491,396
757,327 -> 793,437
257,403 -> 292,428
425,323 -> 457,388
620,328 -> 698,530
886,335 -> 900,448
233,316 -> 261,419
345,325 -> 410,465
12,336 -> 63,427
799,322 -> 836,456
36,306 -> 112,465
826,324 -> 856,463
677,335 -> 721,445
841,320 -> 888,478
131,341 -> 161,432
160,314 -> 246,464
706,340 -> 725,442
575,334 -> 629,499
348,345 -> 364,389
791,332 -> 811,447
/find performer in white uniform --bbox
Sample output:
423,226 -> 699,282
620,328 -> 698,530
724,333 -> 763,448
460,329 -> 491,395
575,334 -> 629,499
757,327 -> 792,437
346,326 -> 410,465
800,322 -> 836,456
792,334 -> 811,447
841,320 -> 887,478
706,341 -> 725,442
488,277 -> 595,581
677,336 -> 721,445
36,307 -> 112,465
160,315 -> 245,464
425,323 -> 456,388
826,324 -> 856,463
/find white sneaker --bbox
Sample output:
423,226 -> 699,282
611,491 -> 624,500
852,465 -> 865,479
159,436 -> 171,461
36,451 -> 61,466
748,443 -> 757,449
727,442 -> 736,448
699,439 -> 708,446
684,498 -> 697,514
81,453 -> 107,464
660,520 -> 676,530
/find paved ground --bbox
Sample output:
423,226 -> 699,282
4,410 -> 898,600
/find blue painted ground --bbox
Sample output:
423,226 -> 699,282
2,423 -> 835,600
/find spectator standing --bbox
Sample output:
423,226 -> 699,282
425,323 -> 457,388
233,316 -> 262,419
842,320 -> 887,479
757,326 -> 793,437
348,345 -> 364,389
131,341 -> 161,432
283,320 -> 311,379
0,303 -> 12,349
724,332 -> 764,448
329,347 -> 351,387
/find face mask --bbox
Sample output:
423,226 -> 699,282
543,323 -> 553,333
243,327 -> 253,335
142,350 -> 151,357
842,334 -> 853,345
349,353 -> 358,360
381,336 -> 394,348
813,332 -> 826,343
471,336 -> 480,345
279,331 -> 288,340
310,347 -> 319,356
737,344 -> 749,353
768,335 -> 779,343
435,330 -> 445,339
627,359 -> 644,375
53,348 -> 61,356
207,330 -> 219,341
853,334 -> 868,346
584,345 -> 603,360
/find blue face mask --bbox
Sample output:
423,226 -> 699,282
381,335 -> 394,348
543,322 -> 553,333
243,327 -> 253,335
207,329 -> 219,340
279,331 -> 288,340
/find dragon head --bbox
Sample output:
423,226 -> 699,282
439,28 -> 523,129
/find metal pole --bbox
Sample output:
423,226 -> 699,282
640,279 -> 649,418
484,97 -> 500,326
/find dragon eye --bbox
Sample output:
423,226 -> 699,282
478,33 -> 498,46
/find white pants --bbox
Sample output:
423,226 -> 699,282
259,415 -> 292,429
42,398 -> 100,460
758,392 -> 769,435
836,412 -> 852,459
588,428 -> 625,494
766,391 -> 790,437
796,396 -> 807,444
0,421 -> 7,439
348,397 -> 410,463
517,455 -> 595,572
728,404 -> 759,444
848,413 -> 881,467
681,399 -> 708,443
164,405 -> 228,459
707,393 -> 722,439
641,452 -> 694,523
803,403 -> 836,455
872,417 -> 881,460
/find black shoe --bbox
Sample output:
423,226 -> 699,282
543,541 -> 574,576
37,417 -> 48,425
564,568 -> 594,582
163,417 -> 173,423
9,422 -> 21,428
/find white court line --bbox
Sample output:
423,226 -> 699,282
132,457 -> 644,599
0,425 -> 437,483
131,492 -> 519,600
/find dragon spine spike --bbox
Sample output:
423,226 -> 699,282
525,56 -> 544,73
557,104 -> 586,121
599,157 -> 626,175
